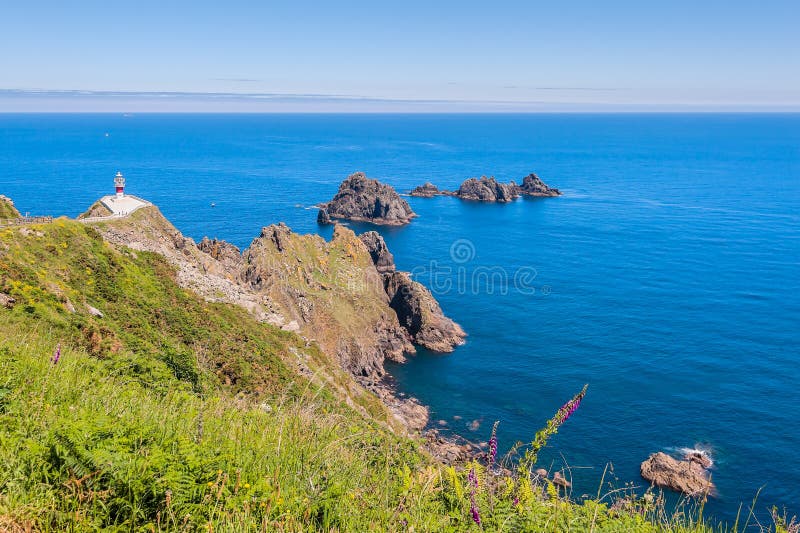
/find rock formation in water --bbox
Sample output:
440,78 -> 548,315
640,452 -> 715,498
454,176 -> 519,202
513,172 -> 561,197
359,231 -> 466,353
409,172 -> 561,202
318,172 -> 416,225
409,182 -> 441,198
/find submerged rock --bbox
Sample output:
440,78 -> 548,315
640,452 -> 715,498
319,172 -> 416,225
454,176 -> 519,203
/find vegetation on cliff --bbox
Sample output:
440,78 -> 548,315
0,195 -> 21,219
0,207 -> 761,531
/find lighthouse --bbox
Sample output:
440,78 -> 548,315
114,171 -> 125,198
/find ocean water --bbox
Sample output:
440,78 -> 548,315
2,113 -> 798,523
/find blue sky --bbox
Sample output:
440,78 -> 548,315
1,0 -> 798,111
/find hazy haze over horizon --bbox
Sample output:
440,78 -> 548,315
1,0 -> 798,112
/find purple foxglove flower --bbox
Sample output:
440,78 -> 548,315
51,343 -> 61,365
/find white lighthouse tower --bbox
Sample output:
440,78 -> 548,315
114,171 -> 126,198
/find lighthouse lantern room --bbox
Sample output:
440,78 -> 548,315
114,171 -> 126,198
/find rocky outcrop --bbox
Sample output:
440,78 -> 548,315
197,237 -> 242,269
0,195 -> 21,219
410,182 -> 441,198
384,272 -> 466,352
359,231 -> 466,353
78,201 -> 112,219
358,231 -> 396,274
242,223 -> 414,377
317,208 -> 332,225
640,452 -> 715,498
454,176 -> 519,203
513,173 -> 561,197
319,172 -> 416,225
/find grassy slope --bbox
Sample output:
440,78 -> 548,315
0,196 -> 21,219
0,218 -> 724,531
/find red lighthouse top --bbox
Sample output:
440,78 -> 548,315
114,171 -> 125,197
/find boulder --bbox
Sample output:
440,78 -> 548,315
640,452 -> 715,498
319,172 -> 416,225
0,292 -> 16,309
552,471 -> 571,488
454,176 -> 519,203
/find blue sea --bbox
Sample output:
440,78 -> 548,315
2,113 -> 798,524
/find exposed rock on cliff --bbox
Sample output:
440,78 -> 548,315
0,195 -> 21,219
513,173 -> 561,197
358,230 -> 396,274
198,237 -> 242,269
319,172 -> 416,225
78,200 -> 113,219
454,176 -> 519,203
243,223 -> 414,376
640,452 -> 715,498
384,271 -> 466,352
410,182 -> 441,198
359,231 -> 466,353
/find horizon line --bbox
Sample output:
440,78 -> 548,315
2,88 -> 799,113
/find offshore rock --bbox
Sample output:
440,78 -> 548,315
513,172 -> 561,197
410,182 -> 441,198
319,172 -> 416,225
640,452 -> 715,498
454,176 -> 519,203
317,207 -> 332,225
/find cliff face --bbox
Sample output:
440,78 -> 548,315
242,223 -> 415,377
319,172 -> 416,226
359,231 -> 466,353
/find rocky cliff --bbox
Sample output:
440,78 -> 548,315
359,231 -> 466,352
0,195 -> 21,219
318,172 -> 416,225
80,203 -> 468,430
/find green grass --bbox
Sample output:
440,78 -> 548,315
0,217 -> 767,531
